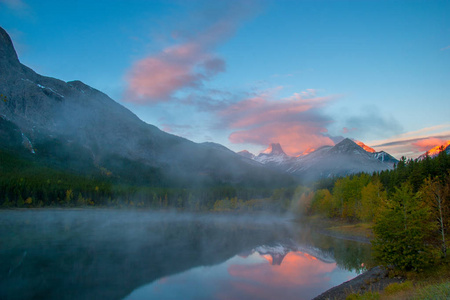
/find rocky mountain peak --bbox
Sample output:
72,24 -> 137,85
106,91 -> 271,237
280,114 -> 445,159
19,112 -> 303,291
262,143 -> 286,156
0,26 -> 20,68
418,140 -> 450,160
330,138 -> 363,153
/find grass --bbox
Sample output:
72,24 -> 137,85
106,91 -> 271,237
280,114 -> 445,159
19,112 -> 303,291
346,281 -> 450,300
346,261 -> 450,300
302,215 -> 374,241
383,281 -> 414,295
346,292 -> 380,300
327,222 -> 373,240
305,215 -> 450,299
414,282 -> 450,300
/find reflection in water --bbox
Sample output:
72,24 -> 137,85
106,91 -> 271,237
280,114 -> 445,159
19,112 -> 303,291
126,247 -> 356,300
0,210 -> 370,300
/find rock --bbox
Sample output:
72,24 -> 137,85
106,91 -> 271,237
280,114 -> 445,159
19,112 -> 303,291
312,266 -> 404,300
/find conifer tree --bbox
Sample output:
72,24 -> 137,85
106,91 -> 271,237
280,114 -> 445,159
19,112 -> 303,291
372,183 -> 436,270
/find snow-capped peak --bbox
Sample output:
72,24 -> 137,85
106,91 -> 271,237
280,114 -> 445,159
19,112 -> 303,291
253,143 -> 291,165
261,143 -> 286,156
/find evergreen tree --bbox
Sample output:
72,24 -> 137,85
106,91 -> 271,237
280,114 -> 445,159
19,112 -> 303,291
372,183 -> 436,270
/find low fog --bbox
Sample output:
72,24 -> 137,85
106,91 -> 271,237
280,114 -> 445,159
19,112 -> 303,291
0,209 -> 370,300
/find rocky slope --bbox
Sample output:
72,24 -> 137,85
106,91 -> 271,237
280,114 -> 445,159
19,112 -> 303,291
0,26 -> 293,187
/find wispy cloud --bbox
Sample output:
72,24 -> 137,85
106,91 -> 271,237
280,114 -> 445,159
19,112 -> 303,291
0,0 -> 26,10
342,107 -> 403,138
440,45 -> 450,51
217,89 -> 337,156
412,137 -> 449,152
124,1 -> 258,104
369,124 -> 450,158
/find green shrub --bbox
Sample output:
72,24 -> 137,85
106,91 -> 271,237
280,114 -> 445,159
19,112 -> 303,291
346,292 -> 380,300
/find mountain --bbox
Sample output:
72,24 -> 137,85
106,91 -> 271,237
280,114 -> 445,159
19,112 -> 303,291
237,150 -> 255,160
355,141 -> 375,153
289,138 -> 395,180
372,151 -> 398,166
254,143 -> 292,165
241,139 -> 398,182
418,141 -> 450,160
0,26 -> 294,188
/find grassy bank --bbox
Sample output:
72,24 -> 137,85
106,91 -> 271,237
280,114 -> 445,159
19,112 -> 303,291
347,260 -> 450,299
300,215 -> 373,243
303,215 -> 450,299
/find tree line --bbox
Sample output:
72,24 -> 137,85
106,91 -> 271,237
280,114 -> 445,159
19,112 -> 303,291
0,149 -> 283,211
300,148 -> 450,270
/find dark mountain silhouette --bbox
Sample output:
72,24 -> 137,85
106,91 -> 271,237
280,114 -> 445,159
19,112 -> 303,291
0,26 -> 294,187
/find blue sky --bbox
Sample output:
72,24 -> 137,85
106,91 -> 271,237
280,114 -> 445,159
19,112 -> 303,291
1,0 -> 449,158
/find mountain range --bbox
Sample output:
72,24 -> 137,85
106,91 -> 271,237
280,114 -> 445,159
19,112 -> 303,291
0,26 -> 422,186
239,139 -> 398,182
418,141 -> 450,160
0,26 -> 293,188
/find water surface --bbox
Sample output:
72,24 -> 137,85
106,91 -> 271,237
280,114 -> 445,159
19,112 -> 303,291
0,209 -> 370,300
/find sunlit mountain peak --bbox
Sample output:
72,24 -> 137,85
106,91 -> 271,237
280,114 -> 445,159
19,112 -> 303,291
261,143 -> 287,156
354,140 -> 376,153
420,140 -> 450,159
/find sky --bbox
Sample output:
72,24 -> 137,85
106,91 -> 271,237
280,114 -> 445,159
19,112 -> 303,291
1,0 -> 449,159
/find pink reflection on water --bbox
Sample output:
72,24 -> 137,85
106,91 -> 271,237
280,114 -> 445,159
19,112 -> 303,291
216,251 -> 338,300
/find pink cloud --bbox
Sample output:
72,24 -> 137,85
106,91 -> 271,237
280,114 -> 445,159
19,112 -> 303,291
229,123 -> 334,156
412,137 -> 448,152
342,127 -> 357,134
124,2 -> 256,104
370,125 -> 450,159
218,91 -> 336,156
125,42 -> 226,103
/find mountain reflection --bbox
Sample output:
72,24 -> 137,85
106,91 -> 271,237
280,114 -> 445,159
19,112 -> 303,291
128,246 -> 356,300
1,210 -> 370,300
228,251 -> 338,300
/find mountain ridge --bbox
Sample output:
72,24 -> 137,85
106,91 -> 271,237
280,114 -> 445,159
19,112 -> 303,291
0,26 -> 294,188
418,141 -> 450,160
239,138 -> 398,182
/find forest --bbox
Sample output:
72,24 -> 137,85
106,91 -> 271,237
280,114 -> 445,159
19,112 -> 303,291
1,142 -> 450,272
0,148 -> 284,211
303,148 -> 450,270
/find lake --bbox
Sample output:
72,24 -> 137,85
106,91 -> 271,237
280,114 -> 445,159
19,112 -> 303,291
0,209 -> 371,300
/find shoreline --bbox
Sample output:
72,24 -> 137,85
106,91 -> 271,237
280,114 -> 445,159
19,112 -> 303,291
300,216 -> 400,299
313,266 -> 404,300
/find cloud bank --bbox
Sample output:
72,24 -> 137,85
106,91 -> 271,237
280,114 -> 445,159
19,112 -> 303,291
218,90 -> 336,156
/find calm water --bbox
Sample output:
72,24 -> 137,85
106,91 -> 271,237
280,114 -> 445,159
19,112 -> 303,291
0,209 -> 371,300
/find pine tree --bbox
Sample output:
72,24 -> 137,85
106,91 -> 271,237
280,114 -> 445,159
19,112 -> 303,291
372,183 -> 436,270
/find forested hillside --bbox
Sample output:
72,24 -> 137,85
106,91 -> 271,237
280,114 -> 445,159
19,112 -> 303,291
303,149 -> 450,270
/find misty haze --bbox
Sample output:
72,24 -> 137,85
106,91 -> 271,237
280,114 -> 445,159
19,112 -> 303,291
1,1 -> 450,300
0,210 -> 370,300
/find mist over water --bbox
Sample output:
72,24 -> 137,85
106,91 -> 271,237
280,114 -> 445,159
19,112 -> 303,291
0,209 -> 370,300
